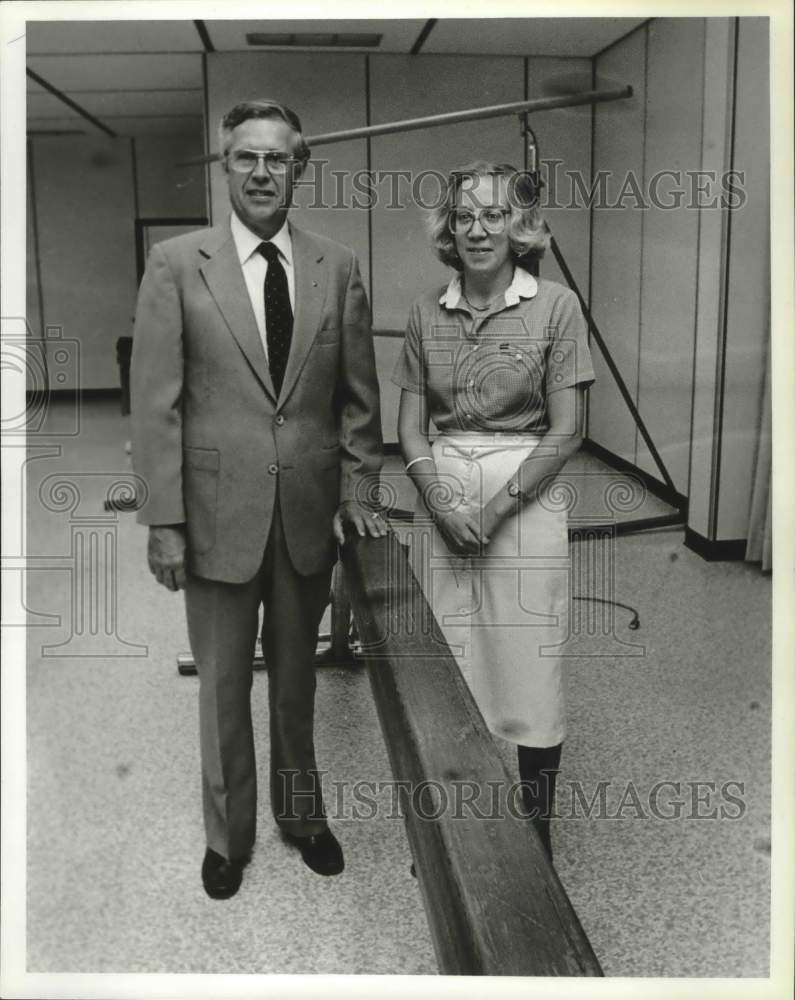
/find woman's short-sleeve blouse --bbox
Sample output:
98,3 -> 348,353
391,269 -> 596,434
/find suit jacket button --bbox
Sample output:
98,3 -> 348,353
274,415 -> 285,426
268,463 -> 279,475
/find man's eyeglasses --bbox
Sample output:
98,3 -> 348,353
449,208 -> 511,235
227,149 -> 298,175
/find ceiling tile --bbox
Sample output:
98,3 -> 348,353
27,116 -> 203,138
97,115 -> 204,137
27,123 -> 91,136
75,90 -> 203,118
26,93 -> 81,119
23,17 -> 648,60
26,20 -> 202,54
26,54 -> 203,92
425,18 -> 647,57
22,17 -> 647,142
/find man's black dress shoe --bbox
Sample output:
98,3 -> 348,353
201,848 -> 246,900
283,828 -> 344,876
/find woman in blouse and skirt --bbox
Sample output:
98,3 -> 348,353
392,161 -> 595,862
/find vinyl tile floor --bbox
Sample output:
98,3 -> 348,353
19,400 -> 772,977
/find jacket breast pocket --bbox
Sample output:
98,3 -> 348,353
183,447 -> 219,553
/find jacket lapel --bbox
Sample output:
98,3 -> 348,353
198,222 -> 276,402
278,225 -> 327,407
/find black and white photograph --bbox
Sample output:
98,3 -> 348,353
1,1 -> 792,997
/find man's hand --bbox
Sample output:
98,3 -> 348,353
147,525 -> 187,591
434,508 -> 486,556
333,501 -> 389,544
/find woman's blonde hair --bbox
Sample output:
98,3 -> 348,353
428,160 -> 548,271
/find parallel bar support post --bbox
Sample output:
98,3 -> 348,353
544,224 -> 680,499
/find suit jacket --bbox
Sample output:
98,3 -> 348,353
130,218 -> 383,583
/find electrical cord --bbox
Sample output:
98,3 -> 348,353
571,595 -> 640,630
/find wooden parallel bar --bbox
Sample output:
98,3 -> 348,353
340,530 -> 603,977
385,507 -> 684,538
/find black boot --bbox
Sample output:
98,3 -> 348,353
517,743 -> 562,863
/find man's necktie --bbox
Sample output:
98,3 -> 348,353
257,242 -> 293,397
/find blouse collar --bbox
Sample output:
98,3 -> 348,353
439,266 -> 538,310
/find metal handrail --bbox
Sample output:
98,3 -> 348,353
177,86 -> 632,166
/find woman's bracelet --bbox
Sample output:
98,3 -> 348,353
405,455 -> 434,472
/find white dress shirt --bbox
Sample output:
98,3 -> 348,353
230,212 -> 296,361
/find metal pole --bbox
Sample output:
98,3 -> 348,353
545,225 -> 680,499
307,86 -> 632,146
177,86 -> 633,166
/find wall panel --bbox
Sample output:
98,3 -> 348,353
134,127 -> 207,219
205,53 -> 592,444
26,148 -> 44,396
206,53 -> 370,292
369,54 -> 526,332
589,29 -> 647,464
634,18 -> 705,493
687,18 -> 735,537
26,147 -> 42,342
31,136 -> 137,390
525,58 -> 592,299
374,336 -> 406,447
717,17 -> 770,539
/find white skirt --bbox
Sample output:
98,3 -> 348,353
407,432 -> 570,747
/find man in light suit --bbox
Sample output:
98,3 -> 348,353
131,98 -> 385,899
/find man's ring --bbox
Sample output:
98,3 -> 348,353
371,512 -> 380,519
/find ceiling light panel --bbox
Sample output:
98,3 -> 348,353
208,19 -> 422,52
246,31 -> 382,48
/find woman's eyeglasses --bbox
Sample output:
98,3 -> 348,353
449,208 -> 511,235
227,150 -> 297,175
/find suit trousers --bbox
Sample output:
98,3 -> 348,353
185,495 -> 333,860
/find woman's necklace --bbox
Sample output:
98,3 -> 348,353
463,291 -> 500,312
462,274 -> 512,313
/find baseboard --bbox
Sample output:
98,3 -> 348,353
27,387 -> 122,401
581,438 -> 687,512
684,528 -> 748,562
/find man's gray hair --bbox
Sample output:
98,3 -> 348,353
217,98 -> 311,166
